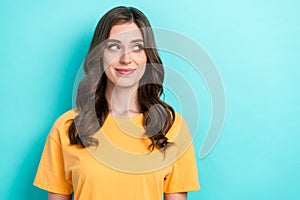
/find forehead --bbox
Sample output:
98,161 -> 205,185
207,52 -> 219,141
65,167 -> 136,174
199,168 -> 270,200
109,22 -> 143,40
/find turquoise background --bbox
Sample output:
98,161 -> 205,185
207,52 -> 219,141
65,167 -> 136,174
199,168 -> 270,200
1,0 -> 299,199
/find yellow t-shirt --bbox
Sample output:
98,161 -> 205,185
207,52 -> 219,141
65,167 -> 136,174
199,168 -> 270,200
33,109 -> 200,200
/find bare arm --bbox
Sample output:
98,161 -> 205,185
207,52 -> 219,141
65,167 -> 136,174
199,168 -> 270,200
164,192 -> 187,200
48,192 -> 72,200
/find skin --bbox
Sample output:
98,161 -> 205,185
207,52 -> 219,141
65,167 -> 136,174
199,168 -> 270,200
48,192 -> 71,200
164,192 -> 187,200
48,191 -> 187,200
103,22 -> 147,118
48,22 -> 187,200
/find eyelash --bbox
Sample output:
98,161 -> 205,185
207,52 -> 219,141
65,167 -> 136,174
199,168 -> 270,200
107,43 -> 121,50
106,43 -> 144,51
133,44 -> 144,51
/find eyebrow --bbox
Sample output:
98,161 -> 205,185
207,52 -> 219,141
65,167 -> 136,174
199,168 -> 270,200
131,39 -> 144,43
106,38 -> 144,43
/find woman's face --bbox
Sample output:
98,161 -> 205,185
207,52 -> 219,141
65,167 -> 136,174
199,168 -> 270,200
103,22 -> 147,88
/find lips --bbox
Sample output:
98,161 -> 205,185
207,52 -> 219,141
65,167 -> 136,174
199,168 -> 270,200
115,68 -> 136,75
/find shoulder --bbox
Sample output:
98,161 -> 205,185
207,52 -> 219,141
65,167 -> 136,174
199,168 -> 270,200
48,109 -> 78,143
171,112 -> 190,133
173,112 -> 188,127
53,109 -> 77,127
167,112 -> 196,159
166,112 -> 190,141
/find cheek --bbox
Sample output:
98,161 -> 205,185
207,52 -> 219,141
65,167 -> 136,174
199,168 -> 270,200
133,53 -> 147,67
103,54 -> 116,79
103,52 -> 120,69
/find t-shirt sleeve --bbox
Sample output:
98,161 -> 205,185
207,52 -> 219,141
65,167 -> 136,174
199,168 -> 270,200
163,117 -> 200,193
33,123 -> 73,195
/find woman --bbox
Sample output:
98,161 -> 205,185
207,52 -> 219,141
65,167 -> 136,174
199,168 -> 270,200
34,6 -> 200,200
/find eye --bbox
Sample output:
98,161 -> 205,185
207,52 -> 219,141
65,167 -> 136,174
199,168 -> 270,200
107,43 -> 121,50
132,43 -> 144,51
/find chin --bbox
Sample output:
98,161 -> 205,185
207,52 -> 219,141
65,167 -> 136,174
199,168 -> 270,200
114,81 -> 140,88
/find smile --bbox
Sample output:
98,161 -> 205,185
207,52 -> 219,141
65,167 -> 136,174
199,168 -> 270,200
115,68 -> 137,75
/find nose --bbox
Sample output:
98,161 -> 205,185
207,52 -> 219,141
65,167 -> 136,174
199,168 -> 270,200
119,51 -> 132,65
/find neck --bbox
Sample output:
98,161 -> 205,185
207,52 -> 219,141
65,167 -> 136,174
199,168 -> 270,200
105,81 -> 141,118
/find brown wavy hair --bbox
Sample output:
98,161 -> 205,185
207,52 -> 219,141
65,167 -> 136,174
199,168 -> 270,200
68,6 -> 175,152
